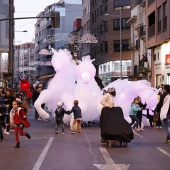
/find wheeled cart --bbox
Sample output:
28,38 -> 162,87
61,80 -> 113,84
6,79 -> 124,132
100,107 -> 134,148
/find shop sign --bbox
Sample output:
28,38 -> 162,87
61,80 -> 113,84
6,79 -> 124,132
165,54 -> 170,64
0,53 -> 8,73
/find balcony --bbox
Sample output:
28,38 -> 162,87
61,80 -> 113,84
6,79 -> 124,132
148,24 -> 155,39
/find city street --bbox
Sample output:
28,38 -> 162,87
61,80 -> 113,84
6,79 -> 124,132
0,107 -> 170,170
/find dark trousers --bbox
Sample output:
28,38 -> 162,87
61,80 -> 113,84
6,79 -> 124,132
55,119 -> 65,132
0,124 -> 3,140
130,115 -> 140,129
4,115 -> 10,132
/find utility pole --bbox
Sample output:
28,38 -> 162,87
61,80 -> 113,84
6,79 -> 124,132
9,0 -> 14,85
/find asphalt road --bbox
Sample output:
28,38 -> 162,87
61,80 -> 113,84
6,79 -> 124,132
0,107 -> 170,170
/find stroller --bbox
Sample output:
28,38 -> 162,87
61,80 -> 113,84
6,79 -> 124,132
100,107 -> 134,147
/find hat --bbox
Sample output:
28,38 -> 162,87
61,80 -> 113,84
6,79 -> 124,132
57,101 -> 63,107
107,87 -> 115,93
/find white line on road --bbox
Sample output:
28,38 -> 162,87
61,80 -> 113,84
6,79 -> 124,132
93,147 -> 130,170
133,132 -> 144,138
32,137 -> 54,170
157,147 -> 170,158
31,137 -> 53,140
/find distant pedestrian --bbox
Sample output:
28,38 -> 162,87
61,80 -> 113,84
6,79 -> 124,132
68,100 -> 82,134
10,100 -> 31,148
55,102 -> 67,134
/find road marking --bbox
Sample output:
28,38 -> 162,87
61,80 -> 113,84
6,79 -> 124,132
133,132 -> 144,138
93,147 -> 130,170
31,137 -> 53,140
32,137 -> 54,170
157,147 -> 170,158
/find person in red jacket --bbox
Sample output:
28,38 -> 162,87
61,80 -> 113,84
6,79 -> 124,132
10,100 -> 31,148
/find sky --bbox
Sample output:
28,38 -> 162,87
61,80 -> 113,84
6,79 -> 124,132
14,0 -> 82,45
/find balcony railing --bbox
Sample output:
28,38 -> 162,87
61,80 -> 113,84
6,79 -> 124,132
148,24 -> 155,39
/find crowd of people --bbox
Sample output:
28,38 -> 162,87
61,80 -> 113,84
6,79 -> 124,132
1,82 -> 170,148
0,86 -> 31,148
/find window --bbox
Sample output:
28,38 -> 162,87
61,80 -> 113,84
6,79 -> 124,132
104,41 -> 108,53
148,0 -> 155,6
113,18 -> 130,30
163,1 -> 167,30
113,39 -> 129,52
157,6 -> 161,33
114,0 -> 130,9
100,5 -> 104,15
148,11 -> 155,38
104,20 -> 108,32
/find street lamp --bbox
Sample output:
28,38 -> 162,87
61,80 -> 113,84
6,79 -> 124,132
105,10 -> 122,79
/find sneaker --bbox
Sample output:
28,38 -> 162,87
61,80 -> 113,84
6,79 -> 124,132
0,139 -> 4,142
61,131 -> 66,135
55,131 -> 58,134
3,129 -> 7,134
6,132 -> 10,135
37,118 -> 42,120
159,126 -> 162,129
101,139 -> 106,144
78,132 -> 81,134
71,131 -> 75,134
166,139 -> 170,145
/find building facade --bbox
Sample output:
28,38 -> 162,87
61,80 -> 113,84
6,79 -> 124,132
14,43 -> 35,88
90,0 -> 138,84
146,0 -> 170,87
0,0 -> 14,87
34,0 -> 82,79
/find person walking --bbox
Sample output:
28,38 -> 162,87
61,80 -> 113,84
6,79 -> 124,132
55,102 -> 67,134
154,85 -> 170,144
10,100 -> 31,148
4,89 -> 16,135
136,96 -> 147,130
68,100 -> 82,134
129,97 -> 141,131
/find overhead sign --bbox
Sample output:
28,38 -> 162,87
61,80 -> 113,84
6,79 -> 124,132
0,53 -> 8,73
166,54 -> 170,64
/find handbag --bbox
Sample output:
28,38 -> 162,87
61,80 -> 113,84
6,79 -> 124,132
21,119 -> 30,128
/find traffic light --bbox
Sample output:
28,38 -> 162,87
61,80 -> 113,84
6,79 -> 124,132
51,11 -> 60,28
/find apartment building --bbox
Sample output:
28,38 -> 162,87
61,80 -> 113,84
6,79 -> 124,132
14,43 -> 35,88
146,0 -> 170,86
90,0 -> 137,84
34,0 -> 82,79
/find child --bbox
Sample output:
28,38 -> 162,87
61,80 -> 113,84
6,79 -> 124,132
55,101 -> 67,134
129,97 -> 141,131
68,100 -> 82,134
0,107 -> 5,142
10,100 -> 31,148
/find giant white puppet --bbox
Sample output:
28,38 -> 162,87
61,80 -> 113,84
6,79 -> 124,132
74,55 -> 102,121
34,49 -> 76,120
103,79 -> 159,125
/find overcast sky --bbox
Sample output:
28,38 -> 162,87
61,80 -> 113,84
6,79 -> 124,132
14,0 -> 82,45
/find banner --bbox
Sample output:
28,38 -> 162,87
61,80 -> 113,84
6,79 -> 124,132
0,53 -> 8,73
166,54 -> 170,65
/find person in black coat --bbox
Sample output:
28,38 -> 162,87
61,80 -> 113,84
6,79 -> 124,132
136,96 -> 147,130
55,102 -> 67,134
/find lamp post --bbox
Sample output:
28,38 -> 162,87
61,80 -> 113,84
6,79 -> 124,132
105,10 -> 122,79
